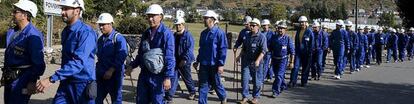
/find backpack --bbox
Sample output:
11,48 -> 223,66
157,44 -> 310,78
97,32 -> 132,64
140,39 -> 165,74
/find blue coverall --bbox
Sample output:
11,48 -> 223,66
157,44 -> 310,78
330,28 -> 349,76
311,30 -> 328,79
240,31 -> 267,99
374,33 -> 385,65
50,20 -> 97,104
196,25 -> 228,104
322,30 -> 330,68
234,28 -> 250,48
262,30 -> 275,80
166,30 -> 196,101
366,32 -> 376,65
407,33 -> 414,60
129,22 -> 176,104
356,32 -> 368,69
3,23 -> 45,104
348,30 -> 359,72
398,33 -> 409,61
268,34 -> 294,96
289,28 -> 314,87
386,33 -> 398,62
95,30 -> 128,104
342,30 -> 350,72
370,31 -> 377,62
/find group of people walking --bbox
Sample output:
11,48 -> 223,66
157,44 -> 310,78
2,0 -> 414,104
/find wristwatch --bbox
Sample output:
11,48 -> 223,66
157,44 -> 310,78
49,76 -> 55,83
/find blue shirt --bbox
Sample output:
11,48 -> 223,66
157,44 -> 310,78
295,28 -> 314,56
330,29 -> 349,52
398,33 -> 409,49
386,34 -> 398,49
4,23 -> 45,82
313,30 -> 328,51
174,30 -> 195,63
234,28 -> 250,48
322,30 -> 330,50
268,34 -> 295,58
374,33 -> 386,45
129,22 -> 175,78
348,30 -> 360,53
262,30 -> 274,55
96,30 -> 128,77
197,25 -> 228,66
51,20 -> 97,82
358,33 -> 368,50
241,31 -> 267,63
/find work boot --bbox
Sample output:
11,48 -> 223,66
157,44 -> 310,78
251,98 -> 259,104
221,98 -> 227,104
238,98 -> 248,104
188,94 -> 195,100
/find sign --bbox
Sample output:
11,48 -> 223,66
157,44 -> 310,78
44,0 -> 61,15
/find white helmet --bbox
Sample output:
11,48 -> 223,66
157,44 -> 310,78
378,27 -> 383,31
14,0 -> 38,17
391,28 -> 397,33
410,27 -> 414,31
401,29 -> 405,33
146,4 -> 163,15
250,18 -> 261,26
336,20 -> 344,26
387,27 -> 393,32
96,13 -> 114,24
364,26 -> 370,29
174,17 -> 185,24
244,16 -> 252,24
60,0 -> 85,10
203,10 -> 218,20
278,22 -> 288,28
261,19 -> 270,25
312,21 -> 320,27
345,21 -> 353,26
298,16 -> 308,22
321,24 -> 328,29
358,26 -> 363,30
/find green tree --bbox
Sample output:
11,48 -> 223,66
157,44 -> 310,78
339,2 -> 348,20
378,12 -> 396,27
246,8 -> 260,19
396,0 -> 413,28
270,4 -> 287,23
222,10 -> 238,23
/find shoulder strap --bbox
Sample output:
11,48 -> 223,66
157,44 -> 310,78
113,32 -> 121,44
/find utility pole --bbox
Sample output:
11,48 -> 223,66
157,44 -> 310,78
355,0 -> 358,31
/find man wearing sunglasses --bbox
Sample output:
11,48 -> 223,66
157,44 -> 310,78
2,0 -> 45,103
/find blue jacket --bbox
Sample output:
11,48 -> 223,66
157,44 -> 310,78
295,28 -> 314,56
129,23 -> 175,78
386,34 -> 398,49
50,20 -> 97,82
234,28 -> 250,48
349,30 -> 360,53
197,25 -> 227,66
262,30 -> 274,55
374,33 -> 386,45
4,23 -> 45,82
322,30 -> 330,50
358,33 -> 368,51
268,34 -> 295,58
96,30 -> 128,77
330,29 -> 349,53
408,33 -> 414,45
174,30 -> 195,63
241,31 -> 267,63
398,33 -> 409,49
366,32 -> 376,47
313,30 -> 328,51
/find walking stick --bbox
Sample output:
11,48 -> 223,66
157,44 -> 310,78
233,53 -> 237,93
236,59 -> 240,101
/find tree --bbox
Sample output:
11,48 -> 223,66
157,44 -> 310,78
378,12 -> 396,27
222,10 -> 238,23
208,0 -> 224,10
396,0 -> 414,28
339,2 -> 348,20
270,4 -> 287,23
246,8 -> 260,19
